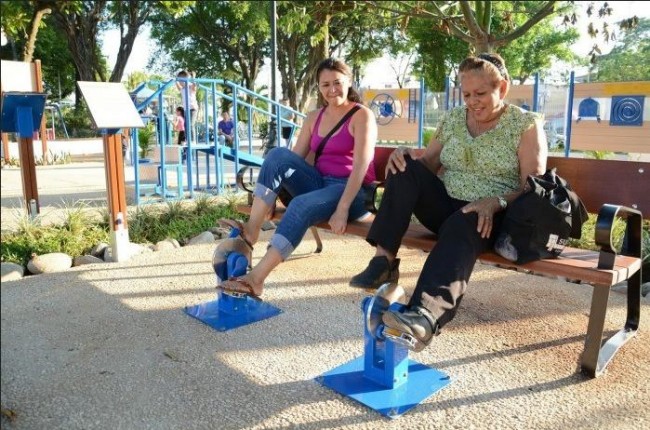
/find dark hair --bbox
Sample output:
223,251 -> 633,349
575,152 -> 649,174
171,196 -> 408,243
315,57 -> 362,107
176,106 -> 185,115
177,70 -> 189,78
459,53 -> 510,87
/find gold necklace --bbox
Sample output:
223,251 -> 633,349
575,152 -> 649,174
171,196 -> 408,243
469,105 -> 505,137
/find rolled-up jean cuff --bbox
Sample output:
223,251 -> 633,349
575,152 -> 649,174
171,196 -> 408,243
269,233 -> 295,260
254,183 -> 278,206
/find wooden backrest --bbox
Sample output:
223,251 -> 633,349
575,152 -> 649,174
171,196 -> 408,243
547,156 -> 649,218
373,146 -> 425,181
372,146 -> 649,218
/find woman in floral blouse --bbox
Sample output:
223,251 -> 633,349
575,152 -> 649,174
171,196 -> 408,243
350,53 -> 547,352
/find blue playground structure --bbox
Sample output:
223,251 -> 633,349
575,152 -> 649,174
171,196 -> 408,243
128,77 -> 304,204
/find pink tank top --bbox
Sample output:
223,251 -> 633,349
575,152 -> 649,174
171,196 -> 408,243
310,105 -> 376,184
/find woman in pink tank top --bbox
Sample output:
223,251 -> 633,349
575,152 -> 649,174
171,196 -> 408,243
216,58 -> 377,300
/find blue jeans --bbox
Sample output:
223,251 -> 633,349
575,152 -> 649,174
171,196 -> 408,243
254,148 -> 370,259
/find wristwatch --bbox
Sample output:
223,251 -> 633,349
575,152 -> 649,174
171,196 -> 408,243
497,196 -> 508,210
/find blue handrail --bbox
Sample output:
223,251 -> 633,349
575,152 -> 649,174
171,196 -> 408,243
129,76 -> 306,205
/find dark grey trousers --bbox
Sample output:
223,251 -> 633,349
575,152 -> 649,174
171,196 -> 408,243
366,156 -> 504,327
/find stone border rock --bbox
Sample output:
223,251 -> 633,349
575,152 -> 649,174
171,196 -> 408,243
1,229 -> 231,282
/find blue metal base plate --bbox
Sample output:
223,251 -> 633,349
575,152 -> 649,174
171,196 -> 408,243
316,356 -> 451,419
184,295 -> 282,331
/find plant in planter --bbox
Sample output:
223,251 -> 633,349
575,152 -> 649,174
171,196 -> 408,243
138,123 -> 156,160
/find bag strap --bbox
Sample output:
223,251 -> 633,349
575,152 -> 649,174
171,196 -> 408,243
314,105 -> 361,164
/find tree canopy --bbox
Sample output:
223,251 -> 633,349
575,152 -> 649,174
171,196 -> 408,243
593,17 -> 650,82
1,0 -> 641,112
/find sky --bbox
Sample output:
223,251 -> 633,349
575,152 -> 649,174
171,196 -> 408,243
101,1 -> 649,88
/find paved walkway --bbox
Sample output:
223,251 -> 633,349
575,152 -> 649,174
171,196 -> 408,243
1,161 -> 649,429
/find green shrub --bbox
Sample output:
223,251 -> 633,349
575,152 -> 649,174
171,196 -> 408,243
257,118 -> 269,140
1,207 -> 109,266
62,104 -> 99,138
585,150 -> 614,160
137,123 -> 157,158
422,128 -> 436,146
1,197 -> 245,266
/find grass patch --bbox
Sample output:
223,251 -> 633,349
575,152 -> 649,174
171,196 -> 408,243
1,205 -> 110,266
1,195 -> 245,266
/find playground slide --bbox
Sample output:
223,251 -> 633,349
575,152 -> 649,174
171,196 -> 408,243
198,143 -> 264,167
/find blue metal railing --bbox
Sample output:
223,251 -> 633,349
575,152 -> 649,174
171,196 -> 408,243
129,77 -> 305,205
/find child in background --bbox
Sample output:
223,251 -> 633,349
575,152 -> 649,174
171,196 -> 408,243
174,106 -> 186,146
174,106 -> 188,162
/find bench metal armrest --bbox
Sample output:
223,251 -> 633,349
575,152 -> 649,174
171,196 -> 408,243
365,181 -> 384,214
236,165 -> 260,205
595,203 -> 643,270
236,165 -> 260,193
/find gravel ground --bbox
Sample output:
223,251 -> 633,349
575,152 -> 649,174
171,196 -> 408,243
2,230 -> 649,429
1,161 -> 649,429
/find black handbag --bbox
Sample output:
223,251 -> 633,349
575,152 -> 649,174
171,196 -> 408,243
494,168 -> 588,264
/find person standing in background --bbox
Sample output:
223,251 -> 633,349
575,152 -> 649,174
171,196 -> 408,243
175,70 -> 198,140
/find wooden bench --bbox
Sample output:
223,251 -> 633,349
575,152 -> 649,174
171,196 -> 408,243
236,147 -> 648,378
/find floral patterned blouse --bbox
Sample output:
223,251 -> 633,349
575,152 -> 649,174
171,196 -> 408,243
436,104 -> 541,202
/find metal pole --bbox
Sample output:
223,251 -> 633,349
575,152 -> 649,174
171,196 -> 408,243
271,0 -> 277,103
532,72 -> 540,112
445,77 -> 450,111
565,71 -> 575,157
266,0 -> 278,155
417,77 -> 424,148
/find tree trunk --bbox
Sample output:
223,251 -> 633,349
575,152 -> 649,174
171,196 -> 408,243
52,1 -> 107,82
23,7 -> 51,62
109,24 -> 139,82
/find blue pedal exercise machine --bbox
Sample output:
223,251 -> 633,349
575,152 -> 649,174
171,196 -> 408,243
184,226 -> 282,331
317,284 -> 451,419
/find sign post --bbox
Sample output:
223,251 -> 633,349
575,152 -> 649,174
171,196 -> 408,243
77,81 -> 144,262
0,92 -> 47,216
1,59 -> 47,213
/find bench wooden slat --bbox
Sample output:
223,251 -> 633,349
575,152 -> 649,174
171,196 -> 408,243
236,204 -> 639,288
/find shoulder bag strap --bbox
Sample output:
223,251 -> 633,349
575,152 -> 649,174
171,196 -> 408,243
314,105 -> 361,164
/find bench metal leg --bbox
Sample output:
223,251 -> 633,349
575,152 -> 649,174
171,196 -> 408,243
581,273 -> 641,377
310,226 -> 323,253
